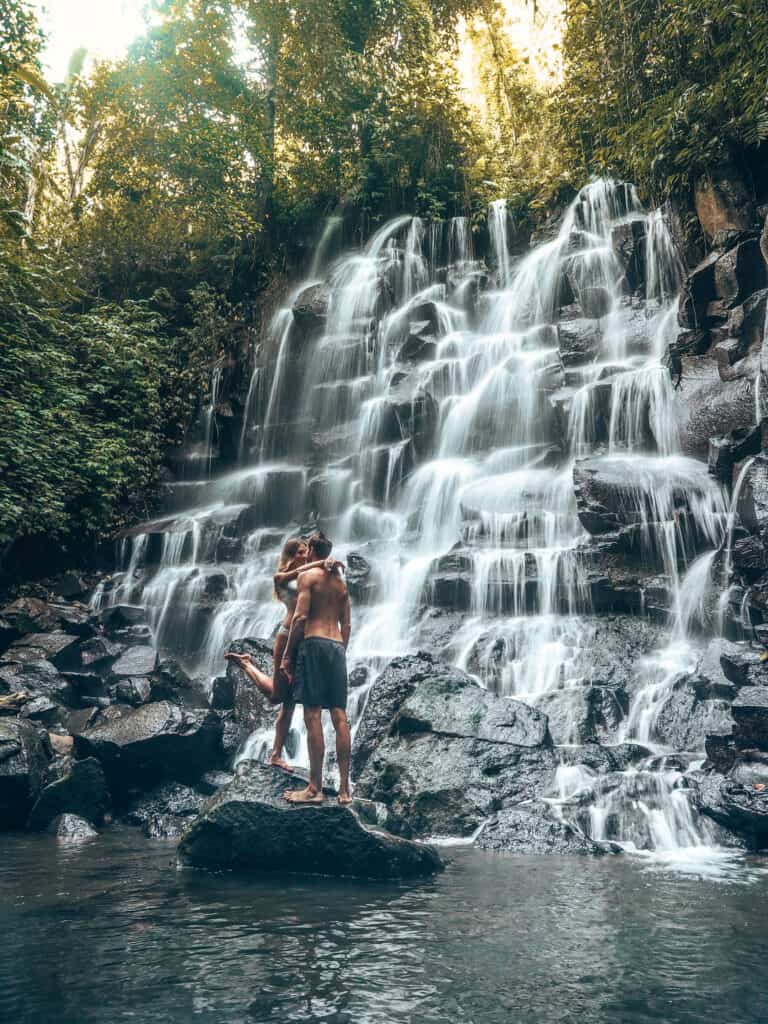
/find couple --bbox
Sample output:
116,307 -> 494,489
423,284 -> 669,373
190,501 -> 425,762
226,531 -> 353,805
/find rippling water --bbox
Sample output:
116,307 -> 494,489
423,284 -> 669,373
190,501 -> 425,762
2,831 -> 768,1023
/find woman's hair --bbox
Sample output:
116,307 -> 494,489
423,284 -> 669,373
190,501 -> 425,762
277,537 -> 304,572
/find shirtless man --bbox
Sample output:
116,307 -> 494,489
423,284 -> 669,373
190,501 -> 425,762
281,530 -> 352,805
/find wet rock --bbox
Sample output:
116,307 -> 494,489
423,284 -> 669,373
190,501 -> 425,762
209,675 -> 235,710
49,813 -> 99,841
708,426 -> 761,482
78,636 -> 125,670
723,289 -> 768,353
731,687 -> 768,751
678,252 -> 719,328
0,657 -> 71,704
109,646 -> 159,679
73,701 -> 223,797
345,552 -> 375,604
397,330 -> 437,364
123,780 -> 207,838
352,651 -> 445,779
557,318 -> 601,367
388,378 -> 438,457
28,755 -> 110,829
0,718 -> 50,829
291,282 -> 329,333
477,803 -> 613,855
49,572 -> 88,600
698,770 -> 768,847
148,659 -> 195,703
611,218 -> 647,293
19,695 -> 62,726
731,535 -> 768,575
705,731 -> 736,774
0,597 -> 65,638
537,685 -> 628,745
7,632 -> 80,670
113,677 -> 152,706
714,237 -> 766,307
355,670 -> 555,838
736,454 -> 768,534
575,285 -> 613,320
652,684 -> 732,751
99,605 -> 147,632
178,762 -> 443,879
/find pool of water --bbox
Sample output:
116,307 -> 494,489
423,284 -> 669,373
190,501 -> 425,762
2,829 -> 768,1024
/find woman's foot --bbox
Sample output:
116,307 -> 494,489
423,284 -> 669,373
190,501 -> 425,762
224,651 -> 250,664
285,786 -> 324,804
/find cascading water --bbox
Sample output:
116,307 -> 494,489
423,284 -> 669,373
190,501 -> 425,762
98,178 -> 743,866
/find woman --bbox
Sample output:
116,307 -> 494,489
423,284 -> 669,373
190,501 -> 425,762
224,537 -> 340,768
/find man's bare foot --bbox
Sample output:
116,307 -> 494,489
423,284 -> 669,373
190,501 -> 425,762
269,755 -> 291,771
285,786 -> 324,804
338,792 -> 353,806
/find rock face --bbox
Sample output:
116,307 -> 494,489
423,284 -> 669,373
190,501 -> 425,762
73,701 -> 223,798
354,663 -> 556,838
0,718 -> 50,829
477,803 -> 613,855
178,762 -> 443,879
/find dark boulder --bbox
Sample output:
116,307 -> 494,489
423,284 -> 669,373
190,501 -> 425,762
705,731 -> 736,774
0,656 -> 71,704
109,645 -> 159,679
695,164 -> 757,243
49,813 -> 99,841
0,718 -> 50,829
123,779 -> 208,839
388,378 -> 438,457
352,651 -> 444,779
708,426 -> 761,482
345,551 -> 376,604
6,631 -> 80,670
698,770 -> 768,847
714,237 -> 767,308
731,687 -> 768,751
112,677 -> 152,706
678,252 -> 719,328
78,636 -> 125,670
291,282 -> 329,334
209,675 -> 235,710
73,700 -> 223,797
99,605 -> 147,632
28,755 -> 110,830
355,671 -> 555,838
178,762 -> 443,879
397,330 -> 437,364
477,802 -> 613,855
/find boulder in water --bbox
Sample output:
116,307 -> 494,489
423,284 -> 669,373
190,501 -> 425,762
178,762 -> 443,879
28,754 -> 110,829
291,282 -> 329,334
73,700 -> 223,797
49,812 -> 98,841
0,718 -> 51,829
477,802 -> 615,855
698,769 -> 768,847
123,779 -> 209,839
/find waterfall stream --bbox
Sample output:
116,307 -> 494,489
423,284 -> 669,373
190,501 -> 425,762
96,179 -> 745,864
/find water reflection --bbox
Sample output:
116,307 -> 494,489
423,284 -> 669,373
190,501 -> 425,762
2,831 -> 768,1024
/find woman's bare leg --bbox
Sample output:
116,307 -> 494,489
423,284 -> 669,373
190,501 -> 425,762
224,653 -> 279,703
268,631 -> 294,767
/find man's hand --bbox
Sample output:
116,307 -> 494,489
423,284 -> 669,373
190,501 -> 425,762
280,657 -> 294,683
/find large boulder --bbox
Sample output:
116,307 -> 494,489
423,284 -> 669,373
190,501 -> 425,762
291,282 -> 329,335
355,670 -> 556,838
0,718 -> 51,829
698,769 -> 768,848
73,701 -> 223,797
178,762 -> 443,879
675,356 -> 756,459
351,651 -> 446,779
28,755 -> 110,830
122,779 -> 210,839
736,455 -> 768,535
695,164 -> 757,243
714,237 -> 767,308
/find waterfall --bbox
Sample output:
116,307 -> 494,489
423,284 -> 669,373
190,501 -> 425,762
110,179 -> 741,863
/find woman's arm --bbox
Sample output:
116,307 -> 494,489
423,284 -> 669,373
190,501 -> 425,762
274,558 -> 344,587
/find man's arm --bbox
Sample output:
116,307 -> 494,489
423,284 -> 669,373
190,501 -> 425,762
281,574 -> 312,679
340,589 -> 351,649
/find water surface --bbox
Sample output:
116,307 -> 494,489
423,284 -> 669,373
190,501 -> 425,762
2,830 -> 767,1024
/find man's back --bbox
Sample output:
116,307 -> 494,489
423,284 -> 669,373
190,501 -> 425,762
301,567 -> 350,644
